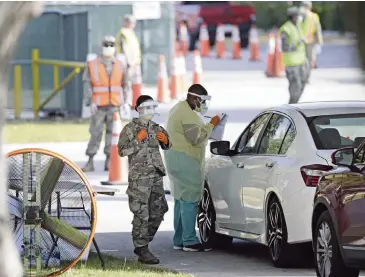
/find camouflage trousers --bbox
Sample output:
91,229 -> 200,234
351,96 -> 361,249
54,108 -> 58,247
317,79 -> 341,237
127,177 -> 169,248
285,62 -> 309,104
85,105 -> 119,156
305,43 -> 314,79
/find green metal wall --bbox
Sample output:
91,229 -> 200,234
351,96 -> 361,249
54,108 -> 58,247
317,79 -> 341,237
9,2 -> 175,117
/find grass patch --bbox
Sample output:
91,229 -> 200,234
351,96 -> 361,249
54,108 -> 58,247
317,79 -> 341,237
4,120 -> 129,144
68,253 -> 189,277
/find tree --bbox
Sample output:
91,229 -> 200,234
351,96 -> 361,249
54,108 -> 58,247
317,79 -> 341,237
0,3 -> 44,277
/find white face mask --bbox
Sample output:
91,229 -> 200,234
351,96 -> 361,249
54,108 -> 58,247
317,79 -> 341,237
102,46 -> 115,57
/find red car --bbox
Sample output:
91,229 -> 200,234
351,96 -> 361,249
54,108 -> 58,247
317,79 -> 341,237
175,1 -> 256,50
312,139 -> 365,277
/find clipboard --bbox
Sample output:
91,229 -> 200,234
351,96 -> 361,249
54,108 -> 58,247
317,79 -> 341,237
209,113 -> 228,141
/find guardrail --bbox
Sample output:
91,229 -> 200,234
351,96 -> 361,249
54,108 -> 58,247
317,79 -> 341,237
12,49 -> 86,119
32,49 -> 85,119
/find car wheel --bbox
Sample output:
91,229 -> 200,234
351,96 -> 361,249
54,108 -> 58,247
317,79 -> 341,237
267,197 -> 294,268
198,187 -> 233,248
314,211 -> 359,277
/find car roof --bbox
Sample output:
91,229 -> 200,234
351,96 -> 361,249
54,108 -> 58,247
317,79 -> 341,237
268,101 -> 365,117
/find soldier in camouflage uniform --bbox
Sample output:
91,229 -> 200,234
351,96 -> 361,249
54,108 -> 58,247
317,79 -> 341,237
82,35 -> 131,172
118,95 -> 171,264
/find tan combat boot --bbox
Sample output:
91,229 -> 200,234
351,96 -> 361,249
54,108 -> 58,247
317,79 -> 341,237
82,156 -> 95,172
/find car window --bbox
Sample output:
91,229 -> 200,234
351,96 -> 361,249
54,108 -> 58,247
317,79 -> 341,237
308,114 -> 365,150
354,144 -> 365,164
279,124 -> 296,154
257,114 -> 292,155
235,113 -> 271,154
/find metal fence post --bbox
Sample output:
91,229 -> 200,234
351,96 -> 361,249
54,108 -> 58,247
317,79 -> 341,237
14,65 -> 22,119
31,48 -> 40,119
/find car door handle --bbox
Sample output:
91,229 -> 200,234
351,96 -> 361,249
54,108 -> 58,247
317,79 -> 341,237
237,162 -> 245,169
266,162 -> 275,168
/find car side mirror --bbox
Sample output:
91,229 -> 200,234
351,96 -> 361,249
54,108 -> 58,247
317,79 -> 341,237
331,147 -> 354,167
210,141 -> 230,156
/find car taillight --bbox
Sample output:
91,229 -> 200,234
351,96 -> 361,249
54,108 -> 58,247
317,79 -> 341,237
300,164 -> 333,187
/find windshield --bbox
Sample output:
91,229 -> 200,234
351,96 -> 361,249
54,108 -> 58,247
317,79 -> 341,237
308,114 -> 365,150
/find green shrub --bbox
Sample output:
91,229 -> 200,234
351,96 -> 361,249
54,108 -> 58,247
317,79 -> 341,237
248,1 -> 349,32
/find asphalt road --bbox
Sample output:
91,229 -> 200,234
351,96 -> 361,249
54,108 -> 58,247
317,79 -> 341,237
5,42 -> 365,276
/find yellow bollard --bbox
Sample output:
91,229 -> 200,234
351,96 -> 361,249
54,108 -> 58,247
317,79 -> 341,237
14,65 -> 22,119
32,49 -> 40,119
53,65 -> 59,90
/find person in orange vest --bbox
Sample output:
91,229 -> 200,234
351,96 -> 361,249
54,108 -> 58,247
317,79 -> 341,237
299,1 -> 323,76
82,35 -> 131,172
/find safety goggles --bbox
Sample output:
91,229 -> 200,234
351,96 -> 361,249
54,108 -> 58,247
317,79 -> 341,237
137,100 -> 159,116
103,42 -> 115,47
188,92 -> 211,103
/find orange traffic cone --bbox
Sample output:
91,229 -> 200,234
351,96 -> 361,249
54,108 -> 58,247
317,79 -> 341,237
199,22 -> 210,57
272,31 -> 282,77
266,30 -> 282,78
180,22 -> 189,56
265,32 -> 276,77
193,50 -> 203,84
101,112 -> 123,186
157,55 -> 170,103
216,24 -> 225,58
276,34 -> 285,72
169,54 -> 179,99
249,25 -> 260,61
232,25 -> 241,59
131,65 -> 142,108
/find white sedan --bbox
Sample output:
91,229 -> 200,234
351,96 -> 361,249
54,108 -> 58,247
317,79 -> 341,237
198,101 -> 365,268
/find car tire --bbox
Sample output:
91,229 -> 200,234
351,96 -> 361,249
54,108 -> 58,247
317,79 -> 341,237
197,186 -> 233,249
267,197 -> 296,268
314,211 -> 360,277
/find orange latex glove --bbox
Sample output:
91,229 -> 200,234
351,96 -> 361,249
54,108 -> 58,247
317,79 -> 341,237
156,131 -> 168,145
137,129 -> 148,142
210,115 -> 220,127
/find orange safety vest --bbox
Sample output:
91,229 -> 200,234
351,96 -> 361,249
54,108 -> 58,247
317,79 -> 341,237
87,54 -> 124,107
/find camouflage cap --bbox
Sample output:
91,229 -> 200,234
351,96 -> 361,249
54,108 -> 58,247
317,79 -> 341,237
287,6 -> 300,17
102,35 -> 116,44
124,14 -> 136,24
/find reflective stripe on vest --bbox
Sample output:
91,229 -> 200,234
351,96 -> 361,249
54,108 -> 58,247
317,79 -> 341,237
279,21 -> 306,67
117,27 -> 141,65
88,57 -> 124,107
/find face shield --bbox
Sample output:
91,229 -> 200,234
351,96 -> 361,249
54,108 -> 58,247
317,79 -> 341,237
136,100 -> 159,120
188,92 -> 212,115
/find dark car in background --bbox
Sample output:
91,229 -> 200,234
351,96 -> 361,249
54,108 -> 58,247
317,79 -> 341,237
175,1 -> 256,50
311,140 -> 365,277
